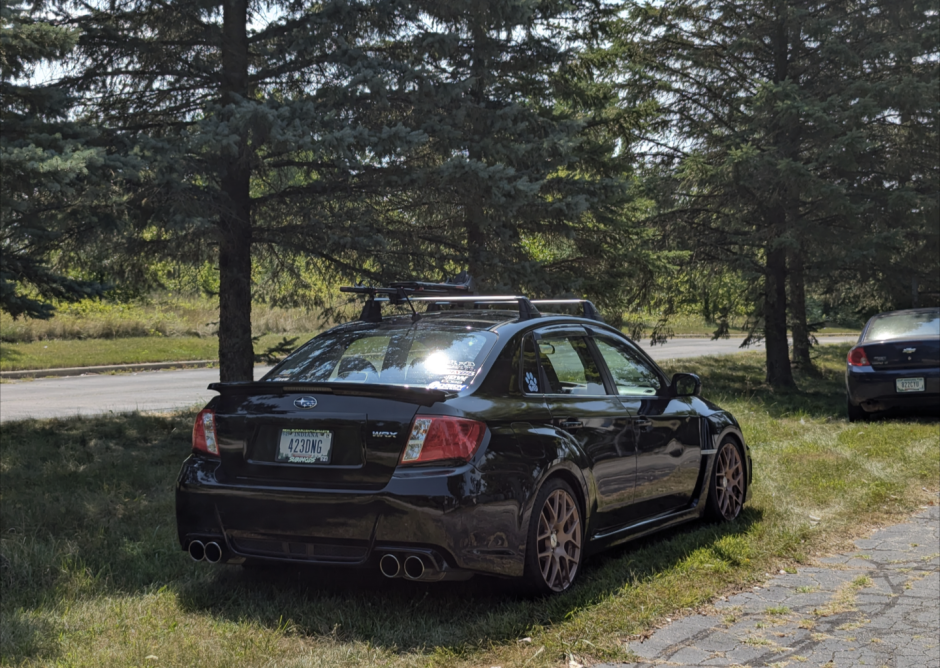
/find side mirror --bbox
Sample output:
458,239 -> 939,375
671,373 -> 702,397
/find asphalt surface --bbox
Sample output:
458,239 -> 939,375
599,504 -> 940,668
0,335 -> 857,422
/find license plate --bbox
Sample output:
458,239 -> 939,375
896,377 -> 925,393
277,429 -> 333,463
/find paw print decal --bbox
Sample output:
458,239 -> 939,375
525,371 -> 539,393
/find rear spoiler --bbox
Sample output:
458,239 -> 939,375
207,381 -> 452,406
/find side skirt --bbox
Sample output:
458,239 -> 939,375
586,506 -> 703,556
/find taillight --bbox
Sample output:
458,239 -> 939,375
192,409 -> 219,456
400,416 -> 485,465
847,347 -> 871,367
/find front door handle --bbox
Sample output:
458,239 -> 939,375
634,417 -> 652,429
560,420 -> 583,430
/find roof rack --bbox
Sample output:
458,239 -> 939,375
414,295 -> 541,321
340,274 -> 603,324
531,299 -> 604,322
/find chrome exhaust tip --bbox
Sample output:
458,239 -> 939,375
188,540 -> 205,562
403,555 -> 425,580
379,554 -> 401,578
204,541 -> 223,564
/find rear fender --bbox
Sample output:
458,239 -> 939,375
474,420 -> 593,550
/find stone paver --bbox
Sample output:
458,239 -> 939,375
598,506 -> 940,668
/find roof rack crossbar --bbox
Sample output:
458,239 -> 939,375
339,274 -> 540,322
530,299 -> 604,322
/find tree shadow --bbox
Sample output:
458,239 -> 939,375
0,410 -> 767,660
171,509 -> 763,654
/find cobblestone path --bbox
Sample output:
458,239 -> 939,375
599,505 -> 939,668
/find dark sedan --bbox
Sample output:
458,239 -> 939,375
846,307 -> 940,422
176,286 -> 752,594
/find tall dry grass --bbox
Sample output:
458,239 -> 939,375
0,298 -> 335,343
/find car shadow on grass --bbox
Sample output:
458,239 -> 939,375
171,509 -> 763,654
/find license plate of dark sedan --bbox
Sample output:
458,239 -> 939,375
277,429 -> 333,463
896,377 -> 925,393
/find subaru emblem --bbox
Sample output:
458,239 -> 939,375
293,396 -> 318,409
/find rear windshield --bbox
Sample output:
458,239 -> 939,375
864,312 -> 940,342
263,324 -> 497,392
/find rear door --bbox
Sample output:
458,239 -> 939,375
589,331 -> 702,522
533,326 -> 637,530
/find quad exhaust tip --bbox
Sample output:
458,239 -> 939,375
188,540 -> 205,562
403,555 -> 425,580
379,554 -> 400,578
204,541 -> 223,564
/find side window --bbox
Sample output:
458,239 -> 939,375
537,334 -> 606,396
521,335 -> 543,393
594,337 -> 662,396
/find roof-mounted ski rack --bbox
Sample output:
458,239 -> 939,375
530,299 -> 604,323
340,273 -> 540,323
339,274 -> 603,324
339,272 -> 476,322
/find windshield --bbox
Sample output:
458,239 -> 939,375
865,311 -> 940,342
263,323 -> 497,392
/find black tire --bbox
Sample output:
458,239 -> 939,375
705,440 -> 746,522
847,398 -> 868,423
522,478 -> 584,595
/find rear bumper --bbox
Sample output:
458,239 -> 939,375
845,366 -> 940,412
176,455 -> 527,577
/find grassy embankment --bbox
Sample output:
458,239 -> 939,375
0,298 -> 859,371
1,344 -> 936,667
0,299 -> 323,371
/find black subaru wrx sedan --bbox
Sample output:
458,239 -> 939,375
176,286 -> 752,594
846,307 -> 940,422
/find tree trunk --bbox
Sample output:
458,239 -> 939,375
764,242 -> 795,388
218,0 -> 253,382
788,246 -> 814,371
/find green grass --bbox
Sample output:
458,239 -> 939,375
1,345 -> 937,667
622,311 -> 860,339
0,333 -> 318,372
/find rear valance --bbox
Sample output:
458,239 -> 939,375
207,381 -> 452,406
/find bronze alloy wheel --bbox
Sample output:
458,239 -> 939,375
714,442 -> 745,520
536,487 -> 582,592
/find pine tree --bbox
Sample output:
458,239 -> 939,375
0,2 -> 126,319
619,0 -> 939,386
62,0 -> 646,380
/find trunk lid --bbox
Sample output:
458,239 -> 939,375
209,383 -> 446,490
862,339 -> 940,370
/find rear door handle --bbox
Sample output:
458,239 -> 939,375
560,420 -> 583,429
634,417 -> 652,429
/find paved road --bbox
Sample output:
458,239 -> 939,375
600,504 -> 940,668
0,336 -> 856,422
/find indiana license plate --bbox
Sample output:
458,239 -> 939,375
277,429 -> 333,463
896,377 -> 925,393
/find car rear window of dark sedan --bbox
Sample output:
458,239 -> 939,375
865,312 -> 940,341
263,324 -> 497,391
